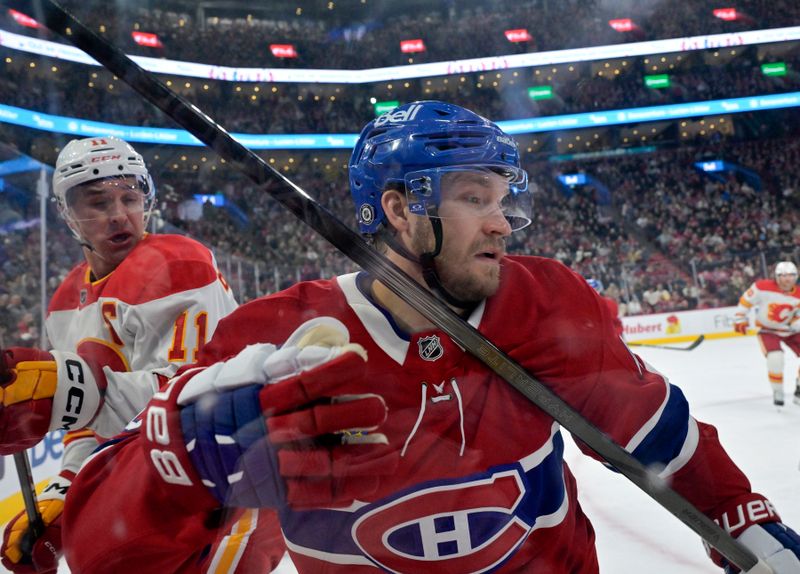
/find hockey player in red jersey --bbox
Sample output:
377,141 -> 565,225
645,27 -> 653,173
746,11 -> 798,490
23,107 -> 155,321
60,102 -> 800,573
733,261 -> 800,406
0,137 -> 283,574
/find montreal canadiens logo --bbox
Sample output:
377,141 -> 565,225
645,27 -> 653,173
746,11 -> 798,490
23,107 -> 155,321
352,470 -> 530,573
418,335 -> 443,362
360,203 -> 375,226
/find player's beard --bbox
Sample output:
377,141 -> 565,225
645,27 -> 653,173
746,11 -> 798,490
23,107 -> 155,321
411,217 -> 504,303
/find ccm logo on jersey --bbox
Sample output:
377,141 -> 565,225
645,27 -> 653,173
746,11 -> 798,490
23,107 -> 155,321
352,470 -> 530,574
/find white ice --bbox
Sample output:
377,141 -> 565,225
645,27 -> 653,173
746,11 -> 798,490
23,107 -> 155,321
27,336 -> 800,573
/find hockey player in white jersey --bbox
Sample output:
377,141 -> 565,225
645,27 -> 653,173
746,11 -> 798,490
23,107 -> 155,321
0,137 -> 283,573
734,261 -> 800,406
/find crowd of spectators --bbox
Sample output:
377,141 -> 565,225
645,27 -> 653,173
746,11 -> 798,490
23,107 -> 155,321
1,0 -> 799,345
149,133 -> 800,314
532,137 -> 800,313
2,44 -> 799,137
3,0 -> 798,69
0,209 -> 80,348
1,130 -> 798,347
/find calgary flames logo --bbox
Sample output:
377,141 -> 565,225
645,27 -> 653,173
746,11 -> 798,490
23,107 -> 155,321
767,303 -> 794,323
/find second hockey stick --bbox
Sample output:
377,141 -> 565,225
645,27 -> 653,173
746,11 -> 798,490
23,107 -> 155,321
2,1 -> 761,570
628,335 -> 705,351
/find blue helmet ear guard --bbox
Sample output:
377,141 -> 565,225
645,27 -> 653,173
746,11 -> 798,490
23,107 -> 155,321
348,100 -> 530,235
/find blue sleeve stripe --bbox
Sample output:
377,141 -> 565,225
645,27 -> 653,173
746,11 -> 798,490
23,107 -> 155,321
630,384 -> 691,468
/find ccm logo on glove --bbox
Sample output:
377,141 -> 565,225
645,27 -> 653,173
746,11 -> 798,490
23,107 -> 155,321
60,359 -> 86,430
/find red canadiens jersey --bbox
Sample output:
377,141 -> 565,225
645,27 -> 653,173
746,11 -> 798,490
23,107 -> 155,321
63,256 -> 754,574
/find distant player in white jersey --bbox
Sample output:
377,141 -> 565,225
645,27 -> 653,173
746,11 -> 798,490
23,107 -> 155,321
734,261 -> 800,406
0,137 -> 284,573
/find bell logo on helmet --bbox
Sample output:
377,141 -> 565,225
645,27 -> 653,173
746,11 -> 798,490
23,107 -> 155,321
374,103 -> 423,127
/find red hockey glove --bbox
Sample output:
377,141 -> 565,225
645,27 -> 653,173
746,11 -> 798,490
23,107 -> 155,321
0,471 -> 72,574
0,348 -> 104,455
706,493 -> 800,573
144,317 -> 398,512
733,321 -> 748,335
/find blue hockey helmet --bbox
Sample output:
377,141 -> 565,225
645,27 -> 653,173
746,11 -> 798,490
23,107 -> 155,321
348,100 -> 531,235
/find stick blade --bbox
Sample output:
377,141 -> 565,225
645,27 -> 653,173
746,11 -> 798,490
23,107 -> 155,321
685,334 -> 705,350
627,335 -> 705,351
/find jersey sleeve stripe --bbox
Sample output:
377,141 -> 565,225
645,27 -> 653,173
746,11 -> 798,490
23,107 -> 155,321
629,384 -> 692,470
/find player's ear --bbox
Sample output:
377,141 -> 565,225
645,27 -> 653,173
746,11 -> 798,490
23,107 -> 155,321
381,188 -> 411,233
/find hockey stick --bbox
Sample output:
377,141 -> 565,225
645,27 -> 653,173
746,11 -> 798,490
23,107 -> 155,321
628,335 -> 705,351
0,352 -> 45,548
3,1 -> 759,570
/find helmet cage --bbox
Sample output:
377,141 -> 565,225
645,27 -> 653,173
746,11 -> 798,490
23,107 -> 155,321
59,174 -> 155,241
52,137 -> 155,241
405,164 -> 531,231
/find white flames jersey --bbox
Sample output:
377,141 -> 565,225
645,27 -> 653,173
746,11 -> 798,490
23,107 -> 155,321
46,234 -> 238,439
735,279 -> 800,335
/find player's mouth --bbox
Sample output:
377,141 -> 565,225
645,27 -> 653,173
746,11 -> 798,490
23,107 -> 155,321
108,232 -> 134,246
475,247 -> 504,261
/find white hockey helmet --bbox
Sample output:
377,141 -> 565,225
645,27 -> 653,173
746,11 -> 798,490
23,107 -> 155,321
775,261 -> 798,277
52,136 -> 155,237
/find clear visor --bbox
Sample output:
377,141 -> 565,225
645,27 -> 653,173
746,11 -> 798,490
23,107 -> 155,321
63,174 -> 155,224
405,165 -> 532,231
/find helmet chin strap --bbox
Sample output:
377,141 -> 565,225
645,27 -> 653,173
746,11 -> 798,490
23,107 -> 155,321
383,218 -> 477,312
69,219 -> 120,279
77,236 -> 114,280
68,220 -> 100,256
